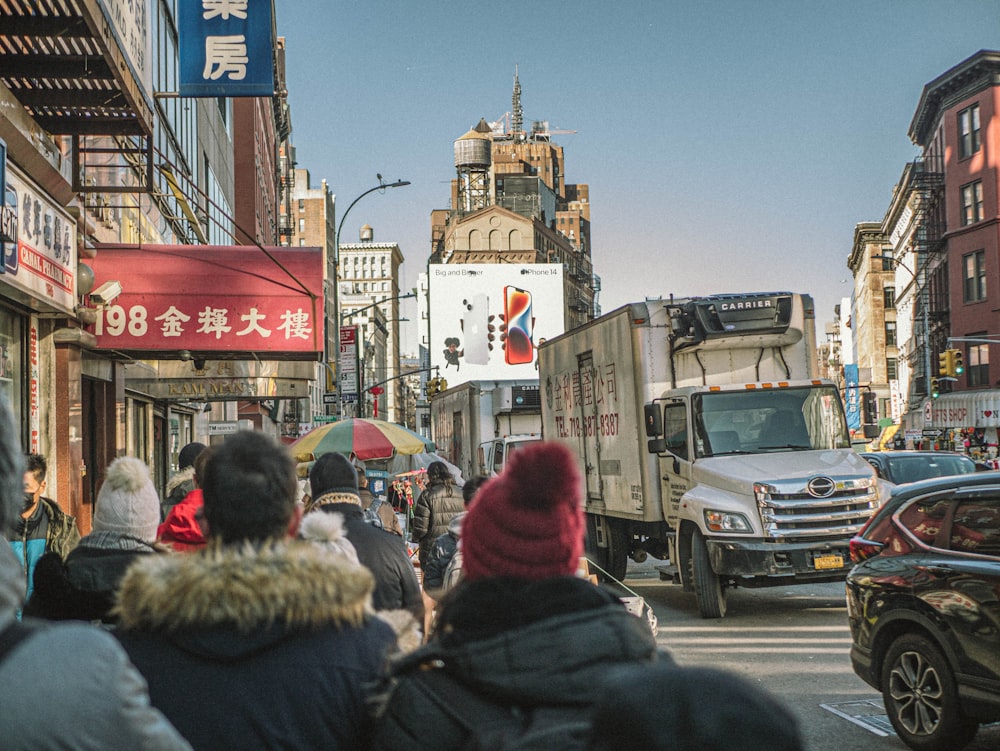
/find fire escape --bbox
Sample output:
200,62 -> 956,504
908,155 -> 947,400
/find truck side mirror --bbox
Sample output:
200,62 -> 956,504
647,438 -> 666,454
643,403 -> 662,437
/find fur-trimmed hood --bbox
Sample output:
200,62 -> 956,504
165,465 -> 196,496
116,539 -> 376,659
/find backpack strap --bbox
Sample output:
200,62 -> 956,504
0,617 -> 46,663
409,666 -> 515,730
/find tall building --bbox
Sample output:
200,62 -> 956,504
847,222 -> 899,427
339,226 -> 406,422
287,166 -> 337,422
431,70 -> 600,333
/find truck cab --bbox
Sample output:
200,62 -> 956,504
480,434 -> 541,477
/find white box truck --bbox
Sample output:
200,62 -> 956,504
430,379 -> 541,480
538,292 -> 878,618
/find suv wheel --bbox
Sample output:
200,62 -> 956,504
881,634 -> 978,751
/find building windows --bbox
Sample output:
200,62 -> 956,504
963,250 -> 986,302
958,104 -> 981,159
879,252 -> 894,272
298,218 -> 305,233
886,357 -> 897,381
968,342 -> 989,387
961,181 -> 983,226
884,321 -> 897,346
883,286 -> 895,309
298,199 -> 305,212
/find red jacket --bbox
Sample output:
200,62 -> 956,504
157,488 -> 206,552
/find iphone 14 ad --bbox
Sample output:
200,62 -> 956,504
504,286 -> 533,365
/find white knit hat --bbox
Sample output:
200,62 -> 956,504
94,457 -> 160,543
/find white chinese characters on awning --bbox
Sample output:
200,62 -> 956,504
926,391 -> 1000,429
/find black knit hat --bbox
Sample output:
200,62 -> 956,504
309,453 -> 360,498
178,442 -> 207,470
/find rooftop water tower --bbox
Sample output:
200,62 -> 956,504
454,118 -> 493,215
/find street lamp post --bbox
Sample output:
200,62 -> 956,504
329,175 -> 411,420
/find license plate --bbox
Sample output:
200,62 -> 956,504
813,553 -> 845,570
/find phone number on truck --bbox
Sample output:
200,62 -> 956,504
553,413 -> 619,438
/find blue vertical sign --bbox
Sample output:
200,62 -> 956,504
844,363 -> 860,431
178,0 -> 275,97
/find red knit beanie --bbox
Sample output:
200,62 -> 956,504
461,441 -> 584,582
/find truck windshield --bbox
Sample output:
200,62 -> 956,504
693,386 -> 851,458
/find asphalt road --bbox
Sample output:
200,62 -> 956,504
620,561 -> 1000,751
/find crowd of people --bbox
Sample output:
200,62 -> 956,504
0,399 -> 804,750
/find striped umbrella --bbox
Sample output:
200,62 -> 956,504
290,418 -> 435,463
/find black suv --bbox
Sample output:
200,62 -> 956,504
846,472 -> 1000,751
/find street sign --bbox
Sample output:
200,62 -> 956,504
313,415 -> 337,424
208,421 -> 239,435
322,392 -> 337,404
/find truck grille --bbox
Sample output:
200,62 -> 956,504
756,479 -> 878,541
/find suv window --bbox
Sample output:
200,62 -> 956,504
899,495 -> 1000,555
950,499 -> 1000,555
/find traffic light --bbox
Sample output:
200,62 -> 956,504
938,350 -> 953,377
426,377 -> 439,397
438,378 -> 448,392
952,349 -> 964,376
930,377 -> 940,399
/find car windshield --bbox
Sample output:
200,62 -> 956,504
693,385 -> 851,458
884,455 -> 977,484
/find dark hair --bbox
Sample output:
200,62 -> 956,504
25,453 -> 46,483
0,401 -> 24,537
192,445 -> 216,487
427,461 -> 454,485
462,475 -> 489,505
200,431 -> 296,544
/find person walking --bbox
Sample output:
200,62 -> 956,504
25,456 -> 166,624
421,475 -> 488,600
161,442 -> 205,521
302,453 -> 424,626
358,466 -> 403,536
157,446 -> 213,552
11,453 -> 80,607
0,402 -> 191,750
372,442 -> 666,750
409,461 -> 464,569
115,431 -> 399,750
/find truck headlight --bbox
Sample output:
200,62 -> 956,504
704,509 -> 753,533
753,482 -> 776,502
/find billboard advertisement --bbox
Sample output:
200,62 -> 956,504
429,264 -> 565,382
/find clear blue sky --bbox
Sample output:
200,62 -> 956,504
273,0 -> 999,352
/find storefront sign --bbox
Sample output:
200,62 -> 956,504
1,165 -> 76,314
88,244 -> 323,354
28,317 -> 39,453
178,0 -> 275,97
843,363 -> 860,431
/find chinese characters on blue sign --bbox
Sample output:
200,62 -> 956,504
179,0 -> 275,97
844,363 -> 861,431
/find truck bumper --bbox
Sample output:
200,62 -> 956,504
705,537 -> 851,584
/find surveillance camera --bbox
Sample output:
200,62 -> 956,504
90,280 -> 123,305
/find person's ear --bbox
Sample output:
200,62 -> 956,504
287,503 -> 304,538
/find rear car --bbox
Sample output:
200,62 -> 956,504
846,473 -> 1000,751
860,450 -> 977,486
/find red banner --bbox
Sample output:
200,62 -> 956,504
87,245 -> 324,355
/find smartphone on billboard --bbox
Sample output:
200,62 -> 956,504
504,286 -> 534,365
461,294 -> 490,366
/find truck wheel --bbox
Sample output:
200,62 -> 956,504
585,516 -> 628,583
690,529 -> 726,618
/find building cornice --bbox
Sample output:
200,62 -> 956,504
909,49 -> 1000,146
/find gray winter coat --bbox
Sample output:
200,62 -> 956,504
410,482 -> 464,566
0,544 -> 190,750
